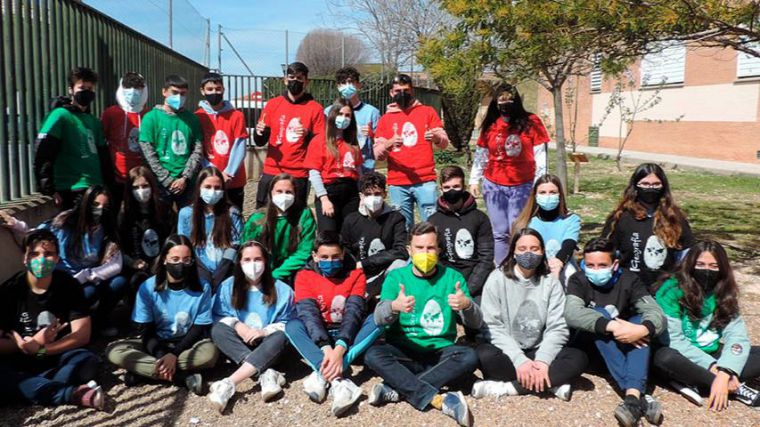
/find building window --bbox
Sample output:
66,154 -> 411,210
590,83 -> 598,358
590,60 -> 602,93
737,47 -> 760,78
640,42 -> 685,86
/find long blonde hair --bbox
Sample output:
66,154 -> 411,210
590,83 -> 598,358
512,174 -> 569,232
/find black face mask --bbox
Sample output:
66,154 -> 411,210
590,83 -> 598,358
442,189 -> 465,204
165,262 -> 189,281
393,91 -> 413,109
204,93 -> 223,106
693,268 -> 719,293
287,80 -> 304,96
636,187 -> 663,205
91,206 -> 106,224
498,103 -> 514,116
74,89 -> 96,107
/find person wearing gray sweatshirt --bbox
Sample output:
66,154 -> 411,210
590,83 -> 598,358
473,228 -> 587,402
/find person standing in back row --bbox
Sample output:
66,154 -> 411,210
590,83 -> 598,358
374,74 -> 449,230
254,62 -> 325,209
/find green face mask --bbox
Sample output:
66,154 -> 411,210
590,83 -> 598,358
28,257 -> 56,279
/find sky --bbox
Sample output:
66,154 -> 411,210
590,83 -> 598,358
84,0 -> 347,76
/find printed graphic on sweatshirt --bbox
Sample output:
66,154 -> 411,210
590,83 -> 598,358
368,238 -> 386,257
693,317 -> 720,347
172,311 -> 191,336
512,300 -> 545,349
455,228 -> 475,259
244,312 -> 263,329
141,229 -> 160,258
630,232 -> 642,272
329,295 -> 346,323
420,299 -> 444,336
205,242 -> 223,264
401,122 -> 418,147
285,117 -> 301,143
128,127 -> 141,152
504,134 -> 523,157
644,235 -> 666,270
213,129 -> 230,156
83,129 -> 97,158
545,239 -> 561,259
171,130 -> 188,155
342,151 -> 356,171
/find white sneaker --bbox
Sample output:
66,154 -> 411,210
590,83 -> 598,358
303,371 -> 328,403
670,380 -> 703,406
550,383 -> 572,401
260,369 -> 286,402
208,378 -> 236,414
441,391 -> 474,427
330,378 -> 363,417
471,380 -> 519,399
368,382 -> 400,406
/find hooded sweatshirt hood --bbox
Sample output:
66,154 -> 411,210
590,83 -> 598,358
116,78 -> 148,113
436,192 -> 477,216
385,99 -> 423,114
198,99 -> 235,114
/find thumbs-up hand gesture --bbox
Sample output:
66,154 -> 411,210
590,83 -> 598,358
391,284 -> 415,313
424,126 -> 433,142
447,281 -> 471,311
255,112 -> 267,135
389,123 -> 402,151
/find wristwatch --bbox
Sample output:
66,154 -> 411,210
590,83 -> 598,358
35,345 -> 47,359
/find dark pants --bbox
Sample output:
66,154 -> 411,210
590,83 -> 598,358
285,317 -> 381,372
56,190 -> 85,212
108,181 -> 126,214
82,275 -> 129,326
314,179 -> 360,233
0,349 -> 99,406
364,343 -> 478,411
476,342 -> 588,387
227,187 -> 245,211
158,184 -> 193,211
211,323 -> 288,372
126,268 -> 151,307
653,345 -> 760,392
255,173 -> 309,209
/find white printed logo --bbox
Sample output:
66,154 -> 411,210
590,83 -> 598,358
420,299 -> 444,336
644,235 -> 666,270
368,238 -> 386,256
455,228 -> 474,260
213,129 -> 230,156
128,127 -> 141,152
505,134 -> 522,157
342,151 -> 356,170
141,229 -> 160,258
84,129 -> 97,157
170,130 -> 187,155
545,239 -> 561,259
244,312 -> 263,329
172,311 -> 191,336
401,122 -> 418,147
285,117 -> 302,143
330,295 -> 346,323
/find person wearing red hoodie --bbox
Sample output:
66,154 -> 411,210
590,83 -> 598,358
195,72 -> 249,210
373,74 -> 449,230
101,71 -> 149,212
253,62 -> 325,209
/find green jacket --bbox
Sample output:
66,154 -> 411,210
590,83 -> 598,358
656,277 -> 751,374
241,208 -> 316,280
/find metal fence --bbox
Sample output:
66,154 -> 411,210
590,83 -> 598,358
0,0 -> 208,204
222,74 -> 442,146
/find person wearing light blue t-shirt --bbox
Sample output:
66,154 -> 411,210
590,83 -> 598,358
106,235 -> 218,394
513,174 -> 581,288
324,67 -> 380,173
177,166 -> 243,292
207,241 -> 295,413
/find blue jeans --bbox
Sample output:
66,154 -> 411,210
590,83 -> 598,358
285,316 -> 382,374
388,181 -> 438,230
593,309 -> 649,393
83,275 -> 128,323
364,343 -> 478,411
482,178 -> 533,265
0,348 -> 99,406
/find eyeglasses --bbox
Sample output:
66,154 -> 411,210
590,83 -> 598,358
637,183 -> 663,189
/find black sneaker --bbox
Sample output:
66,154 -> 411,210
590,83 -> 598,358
641,394 -> 664,425
124,371 -> 140,387
614,395 -> 643,427
734,383 -> 760,408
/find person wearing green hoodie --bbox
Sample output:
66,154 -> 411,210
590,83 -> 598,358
139,74 -> 204,209
241,173 -> 316,284
654,240 -> 760,411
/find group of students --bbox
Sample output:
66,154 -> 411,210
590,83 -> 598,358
0,61 -> 757,427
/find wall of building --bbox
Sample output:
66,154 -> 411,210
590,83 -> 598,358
0,198 -> 59,284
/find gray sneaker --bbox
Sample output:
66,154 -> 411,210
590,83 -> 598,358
368,382 -> 399,406
441,391 -> 473,427
185,373 -> 204,396
642,394 -> 664,425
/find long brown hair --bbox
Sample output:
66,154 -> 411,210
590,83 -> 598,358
121,166 -> 166,231
501,228 -> 550,279
603,163 -> 687,248
325,98 -> 359,162
512,174 -> 569,232
259,173 -> 304,255
674,240 -> 739,330
232,241 -> 277,309
190,166 -> 234,249
53,185 -> 119,260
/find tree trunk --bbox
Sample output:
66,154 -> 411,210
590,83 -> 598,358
551,86 -> 569,190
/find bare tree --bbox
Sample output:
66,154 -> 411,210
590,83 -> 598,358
295,29 -> 370,78
328,0 -> 453,72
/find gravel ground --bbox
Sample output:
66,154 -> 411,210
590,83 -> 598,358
2,180 -> 759,427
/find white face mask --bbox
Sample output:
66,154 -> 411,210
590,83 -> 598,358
242,261 -> 265,282
132,187 -> 151,203
363,195 -> 383,213
272,193 -> 295,212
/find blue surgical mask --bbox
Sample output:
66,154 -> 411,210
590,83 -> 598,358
123,88 -> 142,109
339,84 -> 357,100
585,267 -> 614,288
335,116 -> 351,130
200,188 -> 224,205
318,259 -> 343,277
166,93 -> 186,110
536,194 -> 560,211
